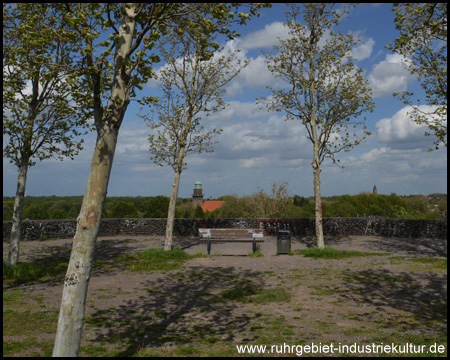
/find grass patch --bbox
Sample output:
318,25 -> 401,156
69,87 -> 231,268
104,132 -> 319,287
3,336 -> 54,357
3,259 -> 68,286
117,247 -> 203,273
252,288 -> 291,303
3,290 -> 57,357
4,308 -> 58,336
3,289 -> 25,304
220,286 -> 259,301
248,248 -> 263,257
218,286 -> 291,304
311,286 -> 342,296
389,257 -> 447,273
296,247 -> 389,259
79,345 -> 112,357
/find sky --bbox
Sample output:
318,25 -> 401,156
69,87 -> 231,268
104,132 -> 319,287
3,3 -> 447,199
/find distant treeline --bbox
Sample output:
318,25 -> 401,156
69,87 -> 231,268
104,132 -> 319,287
3,193 -> 446,221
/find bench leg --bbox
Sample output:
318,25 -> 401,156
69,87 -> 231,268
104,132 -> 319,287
207,236 -> 211,255
253,237 -> 256,253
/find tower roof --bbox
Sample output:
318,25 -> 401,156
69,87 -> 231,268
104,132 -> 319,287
194,181 -> 202,189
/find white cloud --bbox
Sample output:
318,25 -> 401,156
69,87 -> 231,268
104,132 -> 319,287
196,104 -> 312,173
236,22 -> 289,50
349,37 -> 375,61
115,124 -> 149,155
224,55 -> 285,96
334,144 -> 446,195
367,53 -> 415,98
376,105 -> 439,149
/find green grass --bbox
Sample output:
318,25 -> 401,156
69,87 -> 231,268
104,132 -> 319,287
3,290 -> 57,357
389,256 -> 447,273
3,248 -> 207,286
296,247 -> 390,259
248,248 -> 263,257
3,289 -> 123,358
3,259 -> 68,286
218,286 -> 291,304
116,247 -> 205,273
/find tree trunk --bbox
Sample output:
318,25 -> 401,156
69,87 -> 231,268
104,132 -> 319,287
308,50 -> 325,249
52,126 -> 118,357
164,146 -> 185,251
53,5 -> 137,356
7,157 -> 30,267
164,168 -> 182,251
311,121 -> 325,249
312,160 -> 325,249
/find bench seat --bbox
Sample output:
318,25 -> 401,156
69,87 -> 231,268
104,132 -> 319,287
198,228 -> 264,255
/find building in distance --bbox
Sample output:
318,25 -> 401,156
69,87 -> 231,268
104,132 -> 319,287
192,181 -> 224,213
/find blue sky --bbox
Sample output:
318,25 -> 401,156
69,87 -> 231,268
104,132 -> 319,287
3,3 -> 447,199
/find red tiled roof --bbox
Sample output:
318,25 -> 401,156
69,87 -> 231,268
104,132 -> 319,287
202,201 -> 224,213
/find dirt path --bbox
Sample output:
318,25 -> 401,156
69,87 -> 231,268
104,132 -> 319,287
3,235 -> 447,357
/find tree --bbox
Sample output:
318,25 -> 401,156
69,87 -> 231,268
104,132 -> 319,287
51,4 -> 268,356
3,3 -> 91,267
251,181 -> 292,218
174,201 -> 194,218
144,196 -> 170,218
109,201 -> 139,218
3,204 -> 14,221
141,8 -> 249,251
22,204 -> 50,220
49,200 -> 72,215
194,205 -> 205,218
260,4 -> 375,248
214,194 -> 248,218
388,3 -> 447,150
51,209 -> 68,219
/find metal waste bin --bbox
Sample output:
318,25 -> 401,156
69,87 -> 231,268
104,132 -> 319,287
277,229 -> 291,254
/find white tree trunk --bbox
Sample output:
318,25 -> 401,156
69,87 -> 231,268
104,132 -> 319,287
164,146 -> 185,251
7,157 -> 29,267
52,126 -> 118,357
164,169 -> 182,251
53,5 -> 138,356
313,161 -> 325,249
309,61 -> 325,249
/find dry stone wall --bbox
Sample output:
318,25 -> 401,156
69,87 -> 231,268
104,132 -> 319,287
3,217 -> 447,242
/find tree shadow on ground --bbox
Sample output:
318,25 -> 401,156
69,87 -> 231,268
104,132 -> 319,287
4,239 -> 156,290
339,268 -> 447,334
87,266 -> 266,356
299,235 -> 447,258
298,235 -> 352,248
91,239 -> 153,275
362,237 -> 447,258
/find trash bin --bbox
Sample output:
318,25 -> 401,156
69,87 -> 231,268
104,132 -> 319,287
277,230 -> 291,254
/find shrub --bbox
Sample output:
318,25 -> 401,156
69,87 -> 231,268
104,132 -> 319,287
23,204 -> 50,220
144,196 -> 170,218
109,201 -> 139,218
50,209 -> 68,219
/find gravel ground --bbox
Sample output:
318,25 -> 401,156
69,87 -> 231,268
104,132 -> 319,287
3,234 -> 447,357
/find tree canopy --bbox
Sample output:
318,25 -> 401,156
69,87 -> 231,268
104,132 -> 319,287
388,3 -> 447,150
3,3 -> 91,168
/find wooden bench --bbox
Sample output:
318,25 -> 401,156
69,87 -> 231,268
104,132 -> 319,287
198,228 -> 264,255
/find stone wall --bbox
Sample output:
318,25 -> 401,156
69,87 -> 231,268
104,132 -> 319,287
256,218 -> 447,239
3,217 -> 447,242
